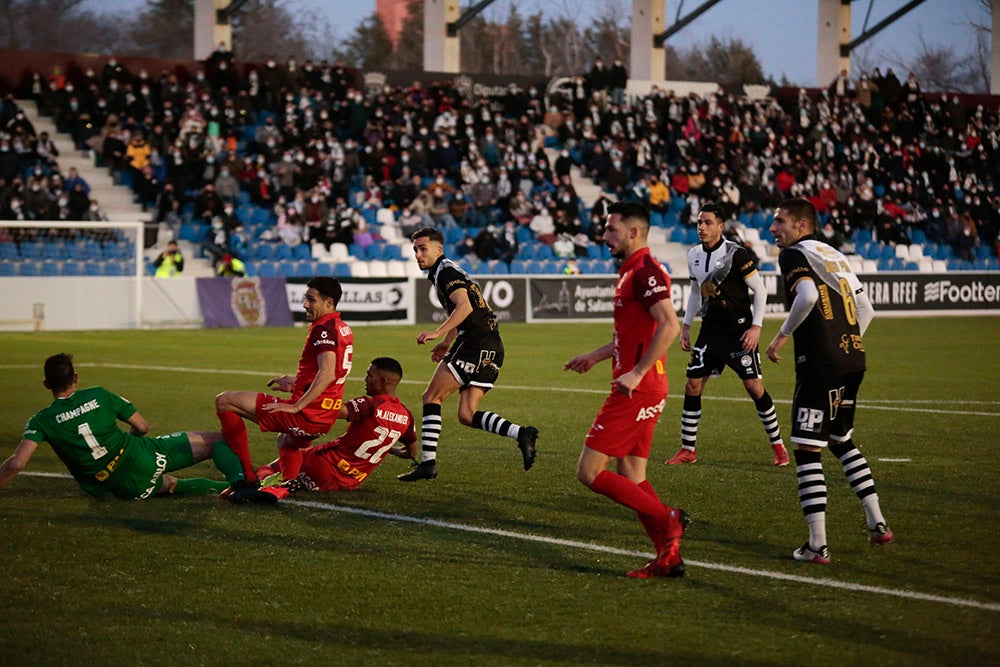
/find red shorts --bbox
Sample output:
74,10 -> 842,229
585,390 -> 667,459
255,393 -> 334,448
299,449 -> 362,492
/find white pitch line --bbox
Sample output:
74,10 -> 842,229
2,364 -> 998,417
878,458 -> 912,463
17,472 -> 1000,612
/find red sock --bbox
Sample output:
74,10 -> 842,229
217,411 -> 256,481
590,470 -> 670,521
278,446 -> 304,481
636,480 -> 667,550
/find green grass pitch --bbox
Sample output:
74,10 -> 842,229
1,316 -> 998,665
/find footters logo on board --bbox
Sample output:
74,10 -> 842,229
923,280 -> 1000,304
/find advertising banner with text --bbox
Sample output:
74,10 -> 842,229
286,278 -> 411,323
414,276 -> 527,324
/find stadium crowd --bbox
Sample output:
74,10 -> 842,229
1,49 -> 998,270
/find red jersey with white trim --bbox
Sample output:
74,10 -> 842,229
613,246 -> 672,395
304,394 -> 416,490
293,311 -> 354,423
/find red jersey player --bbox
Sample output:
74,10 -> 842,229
564,202 -> 688,579
228,357 -> 417,503
216,276 -> 354,488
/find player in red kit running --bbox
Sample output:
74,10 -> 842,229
564,202 -> 688,578
228,357 -> 417,504
215,276 -> 354,492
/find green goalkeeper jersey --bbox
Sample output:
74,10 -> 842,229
22,386 -> 138,496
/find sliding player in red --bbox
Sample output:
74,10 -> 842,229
215,276 -> 354,488
229,357 -> 416,503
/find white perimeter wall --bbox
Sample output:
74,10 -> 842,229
0,278 -> 202,331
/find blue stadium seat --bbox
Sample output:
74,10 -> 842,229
382,244 -> 403,261
523,260 -> 542,274
61,260 -> 82,276
759,261 -> 776,272
18,261 -> 40,276
256,262 -> 279,278
880,244 -> 896,260
663,212 -> 680,227
43,242 -> 68,260
102,242 -> 127,259
333,262 -> 352,278
444,226 -> 464,244
103,261 -> 124,276
974,245 -> 992,261
586,244 -> 602,259
515,225 -> 534,245
83,262 -> 103,276
20,242 -> 44,260
292,243 -> 312,261
650,211 -> 665,228
456,258 -> 476,274
40,260 -> 60,276
508,260 -> 527,274
903,261 -> 919,271
274,244 -> 294,260
348,243 -> 364,258
536,244 -> 555,260
0,242 -> 18,260
277,261 -> 297,277
518,243 -> 537,260
0,262 -> 16,276
363,244 -> 385,261
537,260 -> 560,274
909,229 -> 926,244
292,261 -> 314,277
490,262 -> 510,274
252,243 -> 275,260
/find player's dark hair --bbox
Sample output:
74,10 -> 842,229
607,201 -> 650,228
777,197 -> 819,234
698,201 -> 728,222
371,356 -> 403,379
307,276 -> 342,306
410,226 -> 445,245
44,353 -> 75,392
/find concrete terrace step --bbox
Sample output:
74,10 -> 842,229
16,99 -> 152,224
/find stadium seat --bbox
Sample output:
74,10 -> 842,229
490,261 -> 509,274
60,260 -> 82,276
43,242 -> 68,260
364,244 -> 385,261
385,260 -> 408,277
376,207 -> 396,225
256,262 -> 278,278
104,261 -> 125,276
382,244 -> 403,261
333,262 -> 352,278
536,244 -> 555,260
328,243 -> 351,262
663,212 -> 680,227
350,262 -> 370,277
367,260 -> 388,277
508,260 -> 527,274
585,244 -> 602,259
910,229 -> 927,244
0,262 -> 16,276
759,261 -> 776,272
20,242 -> 44,260
523,260 -> 542,274
18,261 -> 39,276
277,260 -> 297,276
292,243 -> 312,261
903,261 -> 919,271
650,211 -> 665,228
974,245 -> 992,261
515,225 -> 534,245
40,261 -> 60,276
274,244 -> 294,261
457,258 -> 476,274
252,243 -> 275,261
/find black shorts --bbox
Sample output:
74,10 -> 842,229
789,370 -> 865,448
686,335 -> 762,381
445,332 -> 505,391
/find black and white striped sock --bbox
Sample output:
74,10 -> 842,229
472,410 -> 520,440
420,403 -> 442,463
680,393 -> 701,450
794,448 -> 827,548
754,391 -> 783,446
830,440 -> 886,527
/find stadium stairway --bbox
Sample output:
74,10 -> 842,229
544,146 -> 691,276
17,100 -> 215,277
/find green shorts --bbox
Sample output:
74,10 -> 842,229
103,432 -> 195,500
